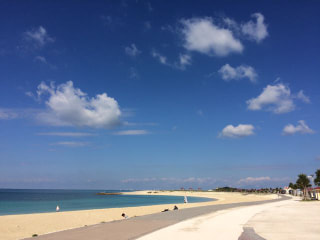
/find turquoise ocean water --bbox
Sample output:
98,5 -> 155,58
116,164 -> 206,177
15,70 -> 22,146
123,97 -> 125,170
0,189 -> 211,215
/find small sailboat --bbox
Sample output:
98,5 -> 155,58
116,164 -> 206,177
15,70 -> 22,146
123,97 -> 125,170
184,195 -> 188,203
56,205 -> 60,212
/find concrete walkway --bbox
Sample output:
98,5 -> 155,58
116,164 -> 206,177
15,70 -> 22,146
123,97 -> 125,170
244,199 -> 320,240
138,198 -> 291,240
24,196 -> 288,240
138,196 -> 320,240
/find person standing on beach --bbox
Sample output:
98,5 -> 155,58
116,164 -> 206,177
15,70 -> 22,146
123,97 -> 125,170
56,205 -> 60,212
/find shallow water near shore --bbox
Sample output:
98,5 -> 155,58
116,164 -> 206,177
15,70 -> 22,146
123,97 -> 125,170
0,189 -> 211,215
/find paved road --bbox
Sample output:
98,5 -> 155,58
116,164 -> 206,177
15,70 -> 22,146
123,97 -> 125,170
24,196 -> 289,240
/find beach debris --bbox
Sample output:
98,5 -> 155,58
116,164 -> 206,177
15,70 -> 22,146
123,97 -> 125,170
32,234 -> 38,237
56,205 -> 60,212
173,205 -> 178,210
121,213 -> 129,219
161,208 -> 169,212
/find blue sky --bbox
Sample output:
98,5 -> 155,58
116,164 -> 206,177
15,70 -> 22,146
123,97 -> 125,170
1,0 -> 320,189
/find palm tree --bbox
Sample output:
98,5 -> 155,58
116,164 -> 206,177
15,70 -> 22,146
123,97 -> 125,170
296,174 -> 311,200
314,169 -> 320,186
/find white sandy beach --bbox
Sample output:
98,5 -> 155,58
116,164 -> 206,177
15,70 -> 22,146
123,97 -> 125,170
0,191 -> 276,240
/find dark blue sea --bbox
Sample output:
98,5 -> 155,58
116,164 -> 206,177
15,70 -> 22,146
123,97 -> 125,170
0,189 -> 211,215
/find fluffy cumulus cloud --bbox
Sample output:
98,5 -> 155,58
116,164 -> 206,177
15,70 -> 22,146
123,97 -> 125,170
36,81 -> 121,128
113,130 -> 149,135
241,13 -> 268,42
180,17 -> 243,56
24,26 -> 54,47
219,64 -> 258,83
282,120 -> 314,135
220,124 -> 255,138
124,43 -> 141,57
247,83 -> 309,114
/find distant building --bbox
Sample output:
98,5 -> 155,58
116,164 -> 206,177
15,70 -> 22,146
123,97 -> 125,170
283,186 -> 291,194
308,187 -> 320,200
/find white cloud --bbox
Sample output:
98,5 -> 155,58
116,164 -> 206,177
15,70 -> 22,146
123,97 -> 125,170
0,108 -> 40,120
34,56 -> 47,64
125,44 -> 141,57
151,50 -> 191,70
0,109 -> 19,120
241,13 -> 268,42
151,50 -> 167,65
36,81 -> 121,128
33,56 -> 56,69
237,176 -> 290,186
238,176 -> 271,184
223,17 -> 239,30
24,26 -> 54,47
282,120 -> 314,135
129,67 -> 139,79
220,124 -> 255,138
161,24 -> 176,33
113,130 -> 149,135
37,132 -> 96,137
121,177 -> 215,184
51,141 -> 89,147
219,64 -> 257,83
296,90 -> 310,103
178,54 -> 192,69
180,17 -> 243,56
247,83 -> 309,114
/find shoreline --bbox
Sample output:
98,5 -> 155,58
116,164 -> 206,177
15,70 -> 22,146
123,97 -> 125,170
0,191 -> 277,240
0,193 -> 212,217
